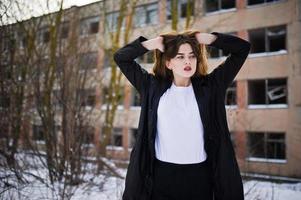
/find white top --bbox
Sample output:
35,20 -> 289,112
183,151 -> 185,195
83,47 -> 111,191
155,82 -> 207,164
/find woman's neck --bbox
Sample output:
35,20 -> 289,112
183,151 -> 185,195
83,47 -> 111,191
172,77 -> 191,87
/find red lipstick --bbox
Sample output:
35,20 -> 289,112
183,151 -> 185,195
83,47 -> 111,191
184,66 -> 191,71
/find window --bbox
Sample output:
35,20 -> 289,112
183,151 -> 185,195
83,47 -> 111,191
38,27 -> 50,44
247,132 -> 286,160
32,125 -> 44,141
79,16 -> 100,36
225,81 -> 237,106
0,92 -> 10,108
111,127 -> 123,147
134,3 -> 158,27
32,125 -> 60,142
249,25 -> 286,54
60,22 -> 69,39
0,126 -> 8,139
101,86 -> 124,107
131,87 -> 141,107
206,0 -> 236,13
1,37 -> 10,52
81,126 -> 95,144
129,128 -> 138,148
166,0 -> 195,20
78,89 -> 96,107
105,11 -> 125,32
79,52 -> 98,70
208,32 -> 236,58
1,65 -> 12,79
248,78 -> 287,107
248,0 -> 282,6
18,34 -> 27,49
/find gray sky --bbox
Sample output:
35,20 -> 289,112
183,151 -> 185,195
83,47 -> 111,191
1,0 -> 101,24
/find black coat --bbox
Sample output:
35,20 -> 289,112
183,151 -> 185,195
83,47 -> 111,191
114,32 -> 251,200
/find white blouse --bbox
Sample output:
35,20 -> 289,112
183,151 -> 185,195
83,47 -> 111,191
155,82 -> 207,164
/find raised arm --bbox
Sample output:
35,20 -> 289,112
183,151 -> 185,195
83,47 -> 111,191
113,36 -> 163,95
196,32 -> 251,92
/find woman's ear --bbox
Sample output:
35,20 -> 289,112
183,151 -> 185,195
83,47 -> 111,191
166,60 -> 172,70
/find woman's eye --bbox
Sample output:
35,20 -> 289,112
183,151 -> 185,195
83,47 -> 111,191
190,55 -> 196,59
177,56 -> 184,59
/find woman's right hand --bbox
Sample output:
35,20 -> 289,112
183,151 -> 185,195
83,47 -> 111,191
141,36 -> 164,52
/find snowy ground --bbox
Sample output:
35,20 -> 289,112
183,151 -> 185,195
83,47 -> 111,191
72,177 -> 301,200
2,171 -> 301,200
244,180 -> 301,200
1,154 -> 300,200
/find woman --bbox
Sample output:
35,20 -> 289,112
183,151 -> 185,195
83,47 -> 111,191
114,30 -> 251,200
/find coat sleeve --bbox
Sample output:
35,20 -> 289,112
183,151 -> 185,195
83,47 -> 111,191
207,32 -> 251,93
113,36 -> 151,95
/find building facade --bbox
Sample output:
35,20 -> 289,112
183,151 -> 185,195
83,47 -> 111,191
1,0 -> 300,178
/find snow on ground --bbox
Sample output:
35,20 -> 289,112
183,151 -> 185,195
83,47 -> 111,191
1,162 -> 301,200
244,180 -> 301,200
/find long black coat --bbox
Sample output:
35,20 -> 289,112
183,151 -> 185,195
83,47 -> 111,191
114,32 -> 251,200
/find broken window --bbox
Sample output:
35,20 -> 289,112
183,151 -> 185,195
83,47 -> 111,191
247,132 -> 286,159
249,25 -> 286,53
166,0 -> 195,20
208,32 -> 237,58
79,52 -> 98,70
131,87 -> 141,107
79,16 -> 100,36
267,79 -> 287,104
225,81 -> 237,106
206,0 -> 236,13
110,127 -> 123,147
248,78 -> 287,106
135,3 -> 158,27
248,0 -> 282,6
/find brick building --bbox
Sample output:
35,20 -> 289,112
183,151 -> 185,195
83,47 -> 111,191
1,0 -> 300,178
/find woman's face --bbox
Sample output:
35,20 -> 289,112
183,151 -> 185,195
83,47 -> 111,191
165,43 -> 197,79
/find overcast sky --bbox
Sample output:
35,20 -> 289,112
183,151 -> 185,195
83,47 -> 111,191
1,0 -> 101,24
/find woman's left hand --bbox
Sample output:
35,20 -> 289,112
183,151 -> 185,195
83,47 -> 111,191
195,32 -> 217,45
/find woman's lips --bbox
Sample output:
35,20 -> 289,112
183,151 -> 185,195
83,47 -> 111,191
184,66 -> 191,71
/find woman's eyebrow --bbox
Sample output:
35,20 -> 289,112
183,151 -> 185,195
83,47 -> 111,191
177,52 -> 194,55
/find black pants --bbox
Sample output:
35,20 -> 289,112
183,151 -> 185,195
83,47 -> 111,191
151,158 -> 213,200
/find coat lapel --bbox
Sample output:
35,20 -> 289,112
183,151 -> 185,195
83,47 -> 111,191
191,77 -> 210,133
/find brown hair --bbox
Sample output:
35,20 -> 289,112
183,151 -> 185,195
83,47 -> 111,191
151,30 -> 209,81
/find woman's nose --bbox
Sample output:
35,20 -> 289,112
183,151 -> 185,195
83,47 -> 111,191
184,57 -> 190,64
